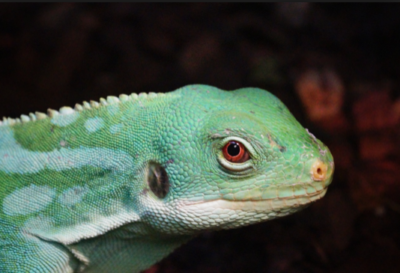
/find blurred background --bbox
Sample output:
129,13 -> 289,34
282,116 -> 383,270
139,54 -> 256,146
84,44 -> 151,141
0,3 -> 399,273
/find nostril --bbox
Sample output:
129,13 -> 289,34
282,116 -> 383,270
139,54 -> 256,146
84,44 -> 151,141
311,159 -> 327,181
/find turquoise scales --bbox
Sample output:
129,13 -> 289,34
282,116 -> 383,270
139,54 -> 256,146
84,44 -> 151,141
0,85 -> 334,272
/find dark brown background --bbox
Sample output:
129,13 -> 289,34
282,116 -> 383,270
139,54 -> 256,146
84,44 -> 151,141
0,3 -> 399,273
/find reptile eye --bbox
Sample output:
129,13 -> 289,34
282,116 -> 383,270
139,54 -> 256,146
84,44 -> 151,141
222,141 -> 250,163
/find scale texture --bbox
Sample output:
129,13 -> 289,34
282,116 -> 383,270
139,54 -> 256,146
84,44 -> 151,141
0,85 -> 334,272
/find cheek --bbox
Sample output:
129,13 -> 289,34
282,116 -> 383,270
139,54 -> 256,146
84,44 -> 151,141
165,161 -> 222,203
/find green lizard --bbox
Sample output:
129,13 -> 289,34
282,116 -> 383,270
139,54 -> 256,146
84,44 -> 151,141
0,84 -> 334,272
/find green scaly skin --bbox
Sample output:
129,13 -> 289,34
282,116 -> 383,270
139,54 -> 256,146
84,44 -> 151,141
0,85 -> 334,272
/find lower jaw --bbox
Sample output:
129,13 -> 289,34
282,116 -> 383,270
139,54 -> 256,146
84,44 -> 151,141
158,189 -> 329,233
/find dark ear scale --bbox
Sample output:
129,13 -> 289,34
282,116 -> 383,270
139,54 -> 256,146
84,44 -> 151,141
148,161 -> 169,198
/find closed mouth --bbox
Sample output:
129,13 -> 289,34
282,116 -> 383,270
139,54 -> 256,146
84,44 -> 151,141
179,186 -> 327,212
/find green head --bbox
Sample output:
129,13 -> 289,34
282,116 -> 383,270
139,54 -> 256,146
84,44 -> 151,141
139,85 -> 334,234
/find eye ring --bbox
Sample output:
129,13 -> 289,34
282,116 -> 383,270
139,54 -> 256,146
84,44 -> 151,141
222,141 -> 250,163
217,137 -> 255,172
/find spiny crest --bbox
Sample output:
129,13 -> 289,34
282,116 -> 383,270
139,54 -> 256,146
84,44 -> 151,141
0,92 -> 164,126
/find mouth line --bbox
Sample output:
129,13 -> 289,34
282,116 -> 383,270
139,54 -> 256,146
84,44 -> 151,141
180,187 -> 328,208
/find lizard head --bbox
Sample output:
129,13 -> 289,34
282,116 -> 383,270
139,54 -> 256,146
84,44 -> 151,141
140,85 -> 334,234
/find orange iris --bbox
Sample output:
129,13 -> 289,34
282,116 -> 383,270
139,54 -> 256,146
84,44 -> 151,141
222,141 -> 250,163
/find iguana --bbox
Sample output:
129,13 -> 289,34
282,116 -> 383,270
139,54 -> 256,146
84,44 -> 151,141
0,85 -> 334,272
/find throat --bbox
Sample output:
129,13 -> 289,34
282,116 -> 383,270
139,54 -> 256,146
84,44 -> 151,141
68,226 -> 192,273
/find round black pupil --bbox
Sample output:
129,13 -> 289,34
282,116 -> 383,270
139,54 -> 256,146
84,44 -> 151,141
227,142 -> 241,156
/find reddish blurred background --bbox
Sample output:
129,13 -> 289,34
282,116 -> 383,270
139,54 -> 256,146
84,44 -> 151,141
0,3 -> 399,273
